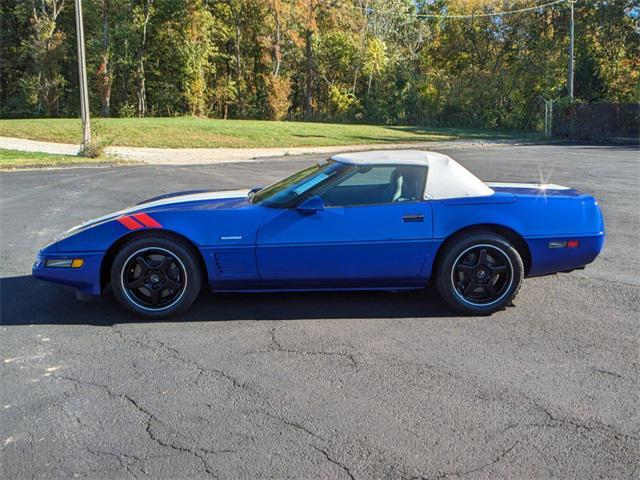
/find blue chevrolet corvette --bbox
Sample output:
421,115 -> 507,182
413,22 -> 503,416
33,150 -> 605,318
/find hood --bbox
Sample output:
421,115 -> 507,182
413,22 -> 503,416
54,189 -> 250,243
135,189 -> 216,205
131,189 -> 250,211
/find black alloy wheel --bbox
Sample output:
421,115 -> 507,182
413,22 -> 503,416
122,247 -> 187,310
451,244 -> 513,306
435,232 -> 523,315
110,234 -> 202,318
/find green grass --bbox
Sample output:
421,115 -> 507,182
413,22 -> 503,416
0,118 -> 533,149
0,149 -> 119,169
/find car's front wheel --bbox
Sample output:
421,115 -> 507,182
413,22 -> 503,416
110,234 -> 202,318
435,232 -> 523,315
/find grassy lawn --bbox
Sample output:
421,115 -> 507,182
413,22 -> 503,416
0,149 -> 120,169
0,118 -> 533,149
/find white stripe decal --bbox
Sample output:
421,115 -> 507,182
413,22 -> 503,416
486,182 -> 570,190
63,189 -> 249,236
129,189 -> 250,211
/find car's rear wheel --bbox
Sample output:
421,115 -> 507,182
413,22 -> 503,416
435,232 -> 523,315
110,234 -> 202,318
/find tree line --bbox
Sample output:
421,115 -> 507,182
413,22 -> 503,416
1,0 -> 638,130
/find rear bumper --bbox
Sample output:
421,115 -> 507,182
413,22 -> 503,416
526,232 -> 605,277
32,252 -> 104,295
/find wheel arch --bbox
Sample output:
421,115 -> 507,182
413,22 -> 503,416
432,224 -> 532,277
100,229 -> 208,291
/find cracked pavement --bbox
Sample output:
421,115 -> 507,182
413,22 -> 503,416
1,144 -> 639,478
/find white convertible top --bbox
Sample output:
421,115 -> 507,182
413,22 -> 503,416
331,150 -> 494,200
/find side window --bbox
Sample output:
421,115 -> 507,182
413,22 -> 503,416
319,165 -> 427,207
338,166 -> 395,187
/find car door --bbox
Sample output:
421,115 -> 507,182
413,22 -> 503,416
255,164 -> 433,286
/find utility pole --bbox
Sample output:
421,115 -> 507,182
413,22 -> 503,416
74,0 -> 91,151
568,0 -> 575,100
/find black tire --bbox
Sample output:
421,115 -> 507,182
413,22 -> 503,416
110,234 -> 202,319
435,231 -> 523,316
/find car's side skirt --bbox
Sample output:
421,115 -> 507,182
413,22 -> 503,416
210,286 -> 425,293
209,278 -> 428,293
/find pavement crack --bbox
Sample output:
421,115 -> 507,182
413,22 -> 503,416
592,367 -> 624,379
54,374 -> 219,477
460,441 -> 519,477
261,410 -> 359,479
111,327 -> 253,392
119,392 -> 220,478
85,448 -> 145,478
523,394 -> 638,442
312,446 -> 355,480
60,403 -> 91,429
423,442 -> 519,479
250,327 -> 358,369
262,411 -> 325,442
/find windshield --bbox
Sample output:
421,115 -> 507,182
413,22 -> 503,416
251,160 -> 343,207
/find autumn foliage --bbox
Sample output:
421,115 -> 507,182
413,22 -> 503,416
1,0 -> 638,132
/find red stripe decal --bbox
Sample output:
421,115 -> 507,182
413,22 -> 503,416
132,213 -> 162,228
117,216 -> 144,230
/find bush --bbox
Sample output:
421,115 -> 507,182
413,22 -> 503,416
266,75 -> 292,121
554,101 -> 639,141
80,140 -> 104,158
79,120 -> 111,158
118,103 -> 136,118
328,85 -> 361,121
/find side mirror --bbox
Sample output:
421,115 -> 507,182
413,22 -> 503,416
297,195 -> 325,214
247,186 -> 262,199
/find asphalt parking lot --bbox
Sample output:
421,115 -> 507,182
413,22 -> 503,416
1,144 -> 638,479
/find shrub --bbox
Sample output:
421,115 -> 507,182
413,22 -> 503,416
266,75 -> 292,121
118,103 -> 136,118
553,100 -> 639,141
80,141 -> 104,159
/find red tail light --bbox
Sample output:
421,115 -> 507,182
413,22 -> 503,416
549,240 -> 580,249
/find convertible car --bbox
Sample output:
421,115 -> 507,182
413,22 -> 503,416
33,150 -> 604,318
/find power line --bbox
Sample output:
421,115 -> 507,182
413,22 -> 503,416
417,0 -> 566,19
361,0 -> 567,19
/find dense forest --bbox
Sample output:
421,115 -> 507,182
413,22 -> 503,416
1,0 -> 638,130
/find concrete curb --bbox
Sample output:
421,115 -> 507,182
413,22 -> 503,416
0,136 -> 81,156
106,140 -> 531,165
0,135 -> 538,165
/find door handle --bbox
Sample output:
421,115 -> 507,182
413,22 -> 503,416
403,214 -> 424,223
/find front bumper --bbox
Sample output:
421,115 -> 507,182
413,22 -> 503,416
32,251 -> 105,295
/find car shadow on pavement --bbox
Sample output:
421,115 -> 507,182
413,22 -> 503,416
0,275 -> 455,326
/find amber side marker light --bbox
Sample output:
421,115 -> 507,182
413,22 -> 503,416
548,240 -> 580,249
44,259 -> 85,268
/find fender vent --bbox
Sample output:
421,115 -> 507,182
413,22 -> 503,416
214,253 -> 225,274
212,251 -> 256,277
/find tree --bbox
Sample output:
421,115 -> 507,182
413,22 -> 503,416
362,37 -> 385,96
0,0 -> 637,126
134,0 -> 153,116
18,0 -> 68,116
86,0 -> 120,116
182,1 -> 218,116
295,0 -> 324,118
